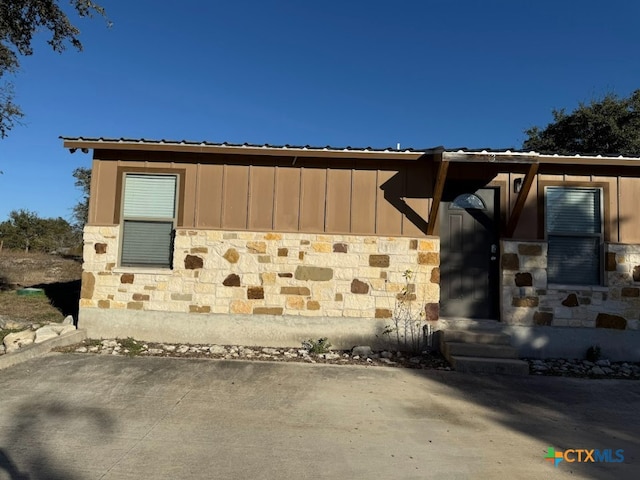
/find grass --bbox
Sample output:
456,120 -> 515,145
117,337 -> 146,357
0,290 -> 64,324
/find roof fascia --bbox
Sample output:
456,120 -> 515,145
62,139 -> 427,161
442,151 -> 640,167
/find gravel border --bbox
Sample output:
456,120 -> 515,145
55,339 -> 640,379
56,338 -> 451,370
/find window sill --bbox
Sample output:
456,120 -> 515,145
113,267 -> 174,276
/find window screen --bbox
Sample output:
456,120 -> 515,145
545,187 -> 602,285
121,174 -> 177,268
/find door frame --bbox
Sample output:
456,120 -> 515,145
437,181 -> 506,320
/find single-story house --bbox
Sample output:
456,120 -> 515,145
62,137 -> 640,360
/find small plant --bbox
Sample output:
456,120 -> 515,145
586,345 -> 601,362
117,337 -> 145,357
379,269 -> 427,353
302,337 -> 332,355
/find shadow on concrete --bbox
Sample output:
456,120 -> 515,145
2,401 -> 114,480
34,280 -> 81,321
0,449 -> 29,480
404,367 -> 640,480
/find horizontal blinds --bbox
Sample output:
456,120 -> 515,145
546,187 -> 601,234
121,221 -> 173,267
123,174 -> 177,218
547,236 -> 600,285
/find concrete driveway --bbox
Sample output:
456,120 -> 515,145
0,354 -> 638,480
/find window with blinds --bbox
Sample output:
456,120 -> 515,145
545,186 -> 602,285
120,174 -> 177,268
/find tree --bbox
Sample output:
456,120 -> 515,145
0,0 -> 108,138
72,166 -> 90,227
0,209 -> 80,252
523,90 -> 640,156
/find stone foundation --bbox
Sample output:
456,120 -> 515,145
501,240 -> 640,331
79,226 -> 439,345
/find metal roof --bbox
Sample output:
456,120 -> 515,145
60,136 -> 429,157
60,136 -> 640,165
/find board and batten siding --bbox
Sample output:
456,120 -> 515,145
88,152 -> 433,237
87,150 -> 640,243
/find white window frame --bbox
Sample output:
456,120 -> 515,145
544,185 -> 603,286
119,173 -> 178,269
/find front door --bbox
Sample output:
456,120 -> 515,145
439,187 -> 499,319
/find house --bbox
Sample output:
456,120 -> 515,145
63,137 -> 640,361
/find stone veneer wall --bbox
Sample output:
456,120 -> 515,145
501,240 -> 639,331
80,226 -> 440,331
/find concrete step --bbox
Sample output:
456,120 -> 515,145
441,329 -> 512,346
443,342 -> 519,361
449,356 -> 530,376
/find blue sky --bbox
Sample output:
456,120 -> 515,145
0,0 -> 638,222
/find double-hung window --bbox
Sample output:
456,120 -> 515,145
120,173 -> 178,268
545,186 -> 602,285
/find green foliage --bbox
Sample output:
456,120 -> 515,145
0,1 -> 109,138
586,345 -> 602,362
302,337 -> 332,354
380,269 -> 427,353
72,167 -> 91,227
0,209 -> 80,252
117,337 -> 145,357
523,90 -> 640,156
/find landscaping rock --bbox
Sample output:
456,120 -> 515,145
4,330 -> 36,353
34,325 -> 61,343
0,318 -> 24,330
351,346 -> 373,357
210,345 -> 227,355
525,357 -> 640,379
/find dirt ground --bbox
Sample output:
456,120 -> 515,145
0,250 -> 82,289
0,251 -> 82,327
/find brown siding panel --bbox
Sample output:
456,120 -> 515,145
248,165 -> 275,230
90,151 -> 433,237
222,165 -> 249,229
196,163 -> 224,228
351,169 -> 377,234
300,167 -> 327,232
592,176 -> 618,243
274,167 -> 301,231
619,177 -> 640,243
402,164 -> 430,236
325,168 -> 352,233
376,169 -> 403,235
93,160 -> 118,225
181,162 -> 198,227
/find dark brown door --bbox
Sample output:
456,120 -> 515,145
439,187 -> 499,319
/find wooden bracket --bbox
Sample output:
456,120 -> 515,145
426,160 -> 449,235
505,163 -> 539,237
